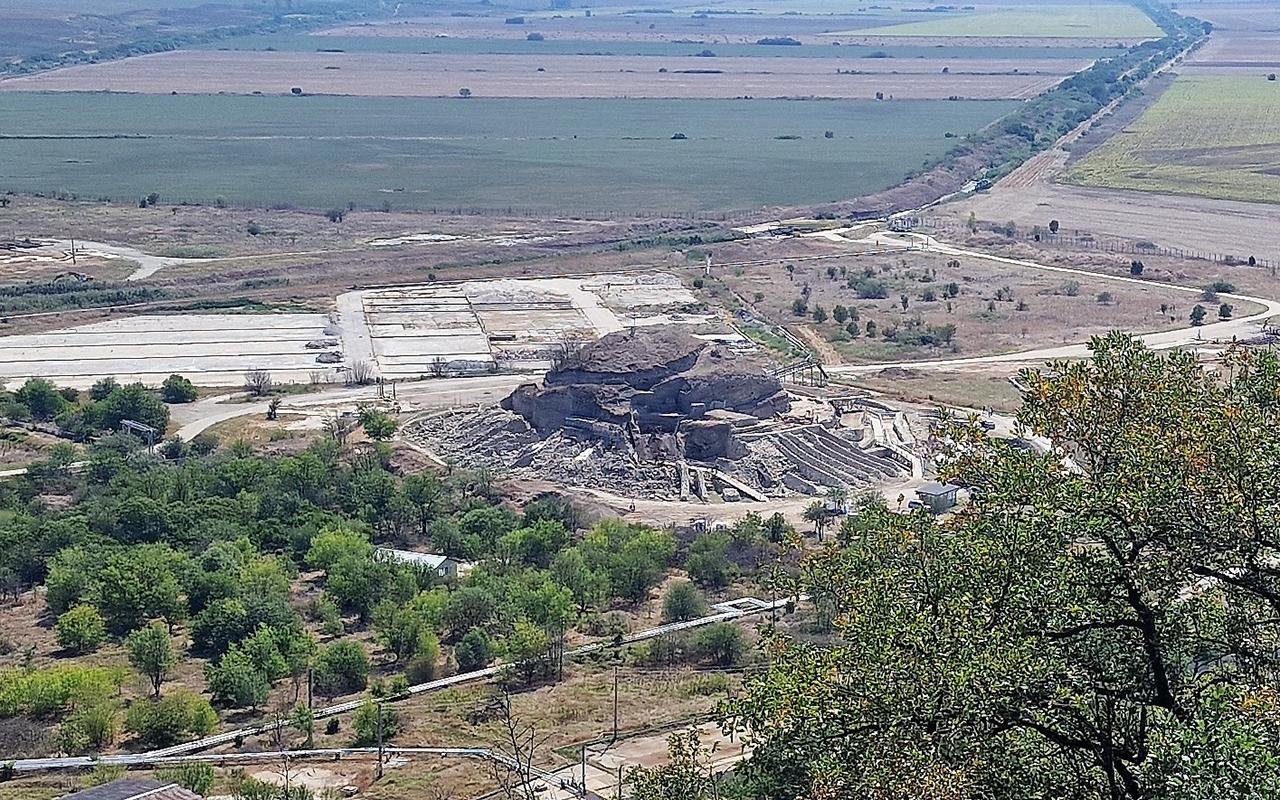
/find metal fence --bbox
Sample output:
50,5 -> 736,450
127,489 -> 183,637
892,215 -> 1278,271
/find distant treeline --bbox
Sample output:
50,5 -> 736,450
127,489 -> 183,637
1,0 -> 433,78
900,1 -> 1208,190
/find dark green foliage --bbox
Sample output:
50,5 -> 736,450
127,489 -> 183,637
15,378 -> 70,421
499,519 -> 570,568
192,598 -> 252,656
123,692 -> 217,747
205,645 -> 270,709
442,586 -> 498,641
521,494 -> 580,533
160,374 -> 198,404
686,532 -> 735,589
313,640 -> 369,698
357,407 -> 397,440
692,623 -> 745,666
662,580 -> 707,623
454,628 -> 494,672
352,699 -> 399,746
852,279 -> 889,299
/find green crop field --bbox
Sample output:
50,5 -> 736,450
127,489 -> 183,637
1067,75 -> 1280,204
0,93 -> 1016,214
838,4 -> 1162,39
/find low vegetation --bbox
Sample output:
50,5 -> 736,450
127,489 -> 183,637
0,413 -> 789,762
1068,75 -> 1280,204
850,3 -> 1162,39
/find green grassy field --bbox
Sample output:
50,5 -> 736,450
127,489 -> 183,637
0,93 -> 1016,214
1067,75 -> 1280,204
840,4 -> 1162,39
206,32 -> 1121,60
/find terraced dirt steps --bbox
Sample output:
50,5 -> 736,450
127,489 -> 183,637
773,426 -> 906,489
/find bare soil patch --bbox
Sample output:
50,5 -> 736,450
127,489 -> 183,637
941,182 -> 1280,264
319,13 -> 878,44
703,234 -> 1192,365
845,366 -> 1024,412
0,49 -> 1079,99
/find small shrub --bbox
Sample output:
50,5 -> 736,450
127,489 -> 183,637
853,279 -> 888,299
661,581 -> 707,623
123,692 -> 218,747
313,640 -> 369,698
156,763 -> 216,795
160,374 -> 198,404
352,699 -> 399,746
55,605 -> 107,655
692,623 -> 746,666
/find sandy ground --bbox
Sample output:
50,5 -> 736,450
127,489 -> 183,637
4,238 -> 212,280
0,313 -> 335,388
0,49 -> 1080,99
350,273 -> 698,379
0,272 -> 699,388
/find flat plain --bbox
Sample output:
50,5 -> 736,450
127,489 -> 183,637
209,31 -> 1122,61
0,50 -> 1081,99
945,182 -> 1280,264
1066,75 -> 1280,204
0,92 -> 1017,213
829,4 -> 1161,39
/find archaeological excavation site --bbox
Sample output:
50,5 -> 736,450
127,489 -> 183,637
404,327 -> 927,503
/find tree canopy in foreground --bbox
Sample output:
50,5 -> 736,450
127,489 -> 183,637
640,334 -> 1280,799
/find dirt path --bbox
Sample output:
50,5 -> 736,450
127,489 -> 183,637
17,238 -> 212,280
795,324 -> 843,366
171,374 -> 526,440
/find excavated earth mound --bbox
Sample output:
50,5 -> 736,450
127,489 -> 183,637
503,328 -> 789,450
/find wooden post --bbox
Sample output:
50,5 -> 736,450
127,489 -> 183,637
376,702 -> 385,780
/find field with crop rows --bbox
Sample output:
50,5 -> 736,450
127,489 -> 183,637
0,50 -> 1081,100
1066,75 -> 1280,204
840,4 -> 1161,39
0,93 -> 1017,214
204,32 -> 1122,61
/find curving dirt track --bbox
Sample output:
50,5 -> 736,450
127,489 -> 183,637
826,231 -> 1280,374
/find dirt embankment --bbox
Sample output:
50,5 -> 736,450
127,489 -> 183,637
804,135 -> 1019,219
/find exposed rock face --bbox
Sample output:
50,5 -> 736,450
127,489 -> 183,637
505,382 -> 632,434
681,419 -> 740,461
500,328 -> 789,463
